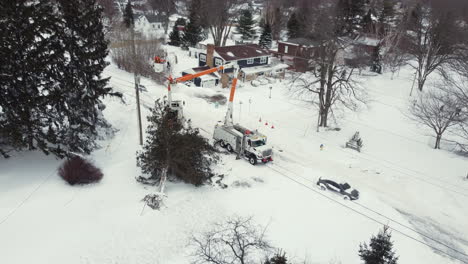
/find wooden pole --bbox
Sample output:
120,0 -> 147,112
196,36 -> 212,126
131,27 -> 143,145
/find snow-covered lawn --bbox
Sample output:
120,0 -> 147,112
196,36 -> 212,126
1,46 -> 467,264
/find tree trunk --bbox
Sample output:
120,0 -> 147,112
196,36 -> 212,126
435,134 -> 442,149
320,110 -> 328,127
417,70 -> 427,91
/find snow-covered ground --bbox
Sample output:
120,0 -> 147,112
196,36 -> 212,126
1,45 -> 468,264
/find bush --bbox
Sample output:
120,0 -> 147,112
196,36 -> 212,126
58,156 -> 103,185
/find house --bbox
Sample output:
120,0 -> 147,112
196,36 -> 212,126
198,44 -> 285,87
353,34 -> 380,54
133,14 -> 165,38
181,66 -> 220,88
276,38 -> 320,72
145,14 -> 164,31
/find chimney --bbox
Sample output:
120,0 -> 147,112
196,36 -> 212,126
206,44 -> 215,68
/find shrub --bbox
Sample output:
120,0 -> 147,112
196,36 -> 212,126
58,156 -> 103,185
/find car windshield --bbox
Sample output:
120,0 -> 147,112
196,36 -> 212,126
251,140 -> 265,147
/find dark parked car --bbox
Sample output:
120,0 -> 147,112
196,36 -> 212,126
317,178 -> 359,200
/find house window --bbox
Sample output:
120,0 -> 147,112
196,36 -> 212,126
200,54 -> 206,62
215,58 -> 223,66
158,24 -> 161,29
247,58 -> 254,64
285,46 -> 289,54
260,56 -> 267,64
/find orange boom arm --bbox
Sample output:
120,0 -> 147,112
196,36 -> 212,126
172,65 -> 227,83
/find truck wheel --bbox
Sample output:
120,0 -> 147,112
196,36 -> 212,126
219,140 -> 226,148
226,144 -> 233,152
343,196 -> 350,200
249,155 -> 257,165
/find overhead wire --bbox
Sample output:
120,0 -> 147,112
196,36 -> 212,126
266,164 -> 468,264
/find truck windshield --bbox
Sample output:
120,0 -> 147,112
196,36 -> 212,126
251,140 -> 265,147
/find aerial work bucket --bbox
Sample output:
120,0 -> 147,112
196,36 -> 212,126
153,56 -> 165,73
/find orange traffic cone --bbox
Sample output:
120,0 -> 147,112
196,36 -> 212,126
259,117 -> 262,122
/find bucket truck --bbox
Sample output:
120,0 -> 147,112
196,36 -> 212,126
212,68 -> 273,165
158,64 -> 228,121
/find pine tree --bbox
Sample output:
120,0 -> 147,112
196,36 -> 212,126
378,0 -> 395,35
359,226 -> 399,264
350,0 -> 367,29
169,24 -> 182,46
361,9 -> 373,33
259,23 -> 272,49
56,0 -> 120,155
237,9 -> 256,42
137,99 -> 218,186
0,0 -> 65,157
287,12 -> 301,39
336,0 -> 367,35
123,1 -> 134,28
183,0 -> 204,47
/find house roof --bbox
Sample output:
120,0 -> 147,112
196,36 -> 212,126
214,44 -> 270,61
145,14 -> 164,23
279,38 -> 320,47
354,35 -> 380,47
132,14 -> 144,20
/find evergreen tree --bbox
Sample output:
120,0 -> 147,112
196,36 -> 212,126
137,99 -> 218,186
56,0 -> 120,155
337,0 -> 367,34
183,0 -> 204,47
0,0 -> 120,158
123,1 -> 134,28
361,9 -> 374,33
259,23 -> 272,49
287,12 -> 302,39
359,226 -> 398,264
378,0 -> 395,35
237,9 -> 256,42
169,18 -> 186,46
169,24 -> 182,46
0,0 -> 65,157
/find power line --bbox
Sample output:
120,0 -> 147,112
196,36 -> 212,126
0,170 -> 55,227
272,162 -> 468,259
266,164 -> 468,264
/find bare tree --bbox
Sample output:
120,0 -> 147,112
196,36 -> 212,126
403,0 -> 468,91
148,0 -> 177,34
409,87 -> 466,149
190,216 -> 272,264
439,62 -> 468,152
203,0 -> 244,46
110,27 -> 165,83
291,0 -> 367,128
262,0 -> 286,40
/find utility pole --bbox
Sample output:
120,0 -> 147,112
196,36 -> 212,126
127,2 -> 143,146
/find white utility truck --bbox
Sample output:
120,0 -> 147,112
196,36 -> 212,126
214,123 -> 273,165
212,65 -> 273,165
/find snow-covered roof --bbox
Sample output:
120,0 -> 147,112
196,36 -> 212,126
354,35 -> 380,47
279,38 -> 320,47
214,44 -> 271,61
145,14 -> 164,23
